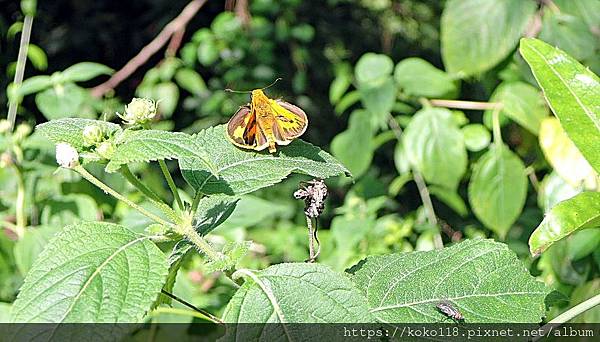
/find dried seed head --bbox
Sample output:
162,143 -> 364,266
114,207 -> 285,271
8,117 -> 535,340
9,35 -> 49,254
294,179 -> 328,218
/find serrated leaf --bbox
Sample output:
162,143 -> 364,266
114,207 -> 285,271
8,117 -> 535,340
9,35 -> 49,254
331,110 -> 373,178
529,192 -> 600,256
61,62 -> 114,83
394,57 -> 458,99
204,241 -> 251,273
106,129 -> 217,174
468,144 -> 527,237
222,263 -> 373,325
520,38 -> 600,174
441,0 -> 536,77
194,195 -> 239,235
403,107 -> 467,190
486,82 -> 549,135
180,125 -> 349,195
10,221 -> 168,322
349,239 -> 548,323
36,118 -> 122,150
539,117 -> 599,189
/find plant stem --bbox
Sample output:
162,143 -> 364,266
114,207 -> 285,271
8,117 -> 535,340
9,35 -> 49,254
536,293 -> 600,341
429,99 -> 502,111
7,15 -> 33,130
150,307 -> 221,323
158,160 -> 183,210
387,114 -> 443,249
120,165 -> 164,203
159,289 -> 223,323
74,165 -> 175,229
180,223 -> 221,261
491,105 -> 503,144
13,164 -> 26,238
191,190 -> 204,214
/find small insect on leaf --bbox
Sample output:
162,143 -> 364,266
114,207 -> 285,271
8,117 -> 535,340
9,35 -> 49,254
436,301 -> 464,322
225,82 -> 308,153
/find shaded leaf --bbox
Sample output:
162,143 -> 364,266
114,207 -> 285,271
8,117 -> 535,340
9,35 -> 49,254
35,83 -> 87,120
461,124 -> 491,152
349,239 -> 548,323
486,82 -> 548,135
194,195 -> 239,235
394,57 -> 458,99
13,226 -> 59,277
539,12 -> 597,61
529,192 -> 600,256
429,185 -> 468,217
331,110 -> 373,178
355,53 -> 394,87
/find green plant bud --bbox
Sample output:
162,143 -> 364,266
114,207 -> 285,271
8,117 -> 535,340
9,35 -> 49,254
96,141 -> 115,159
82,125 -> 104,147
13,123 -> 32,142
0,119 -> 11,134
118,98 -> 157,125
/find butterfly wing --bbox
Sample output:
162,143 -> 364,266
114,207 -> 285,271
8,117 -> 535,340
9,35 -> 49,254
269,99 -> 308,144
226,105 -> 269,151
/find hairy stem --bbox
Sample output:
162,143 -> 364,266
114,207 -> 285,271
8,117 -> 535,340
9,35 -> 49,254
7,15 -> 33,130
159,160 -> 183,210
74,165 -> 175,229
191,190 -> 204,214
120,165 -> 163,203
180,223 -> 221,261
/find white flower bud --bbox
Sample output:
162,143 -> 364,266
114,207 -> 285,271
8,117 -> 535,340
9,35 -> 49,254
96,141 -> 115,159
82,125 -> 104,147
118,98 -> 157,125
56,143 -> 79,168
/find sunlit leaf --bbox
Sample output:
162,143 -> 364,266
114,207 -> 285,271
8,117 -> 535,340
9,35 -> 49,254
394,57 -> 458,99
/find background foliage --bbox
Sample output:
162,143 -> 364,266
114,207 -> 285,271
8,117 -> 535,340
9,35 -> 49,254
1,0 -> 600,331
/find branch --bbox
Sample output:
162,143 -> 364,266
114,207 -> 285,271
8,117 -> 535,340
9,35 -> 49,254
7,15 -> 33,130
429,99 -> 502,111
91,0 -> 208,98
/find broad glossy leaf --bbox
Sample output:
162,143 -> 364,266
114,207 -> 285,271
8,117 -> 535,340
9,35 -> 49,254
13,226 -> 59,276
461,124 -> 491,152
529,192 -> 600,256
36,118 -> 122,150
537,172 -> 581,212
349,239 -> 548,323
520,38 -> 600,174
486,82 -> 548,135
403,107 -> 467,190
180,125 -> 349,195
35,83 -> 87,120
441,0 -> 536,77
468,144 -> 527,237
394,57 -> 458,99
331,110 -> 373,178
222,263 -> 373,325
539,117 -> 599,190
106,129 -> 217,174
10,221 -> 168,322
61,62 -> 114,83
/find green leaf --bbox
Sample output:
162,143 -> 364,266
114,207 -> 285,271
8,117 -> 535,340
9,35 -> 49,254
461,124 -> 491,152
553,0 -> 600,31
520,38 -> 600,174
403,108 -> 467,189
331,110 -> 373,178
355,53 -> 394,87
539,117 -> 599,189
180,125 -> 349,195
153,240 -> 192,308
529,192 -> 600,256
10,222 -> 168,322
570,280 -> 600,323
36,118 -> 122,150
14,75 -> 52,98
0,303 -> 10,323
13,226 -> 59,277
441,0 -> 536,77
329,64 -> 352,104
537,171 -> 581,212
334,90 -> 361,115
359,78 -> 396,129
222,263 -> 373,325
486,82 -> 548,135
468,144 -> 527,237
349,239 -> 548,323
194,195 -> 239,235
539,12 -> 598,61
429,185 -> 468,217
174,68 -> 207,95
394,57 -> 458,99
27,44 -> 47,71
204,241 -> 251,273
35,83 -> 88,120
61,62 -> 114,83
106,129 -> 217,174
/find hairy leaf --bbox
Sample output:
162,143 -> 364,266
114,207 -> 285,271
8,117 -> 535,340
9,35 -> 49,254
194,194 -> 239,235
468,144 -> 527,237
349,239 -> 548,323
106,129 -> 217,174
36,118 -> 122,150
520,38 -> 600,174
180,125 -> 349,195
529,192 -> 600,256
441,0 -> 536,77
403,108 -> 467,190
10,222 -> 168,323
222,263 -> 373,326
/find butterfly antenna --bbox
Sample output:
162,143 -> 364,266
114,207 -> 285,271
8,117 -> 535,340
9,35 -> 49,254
224,88 -> 252,93
261,77 -> 282,90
